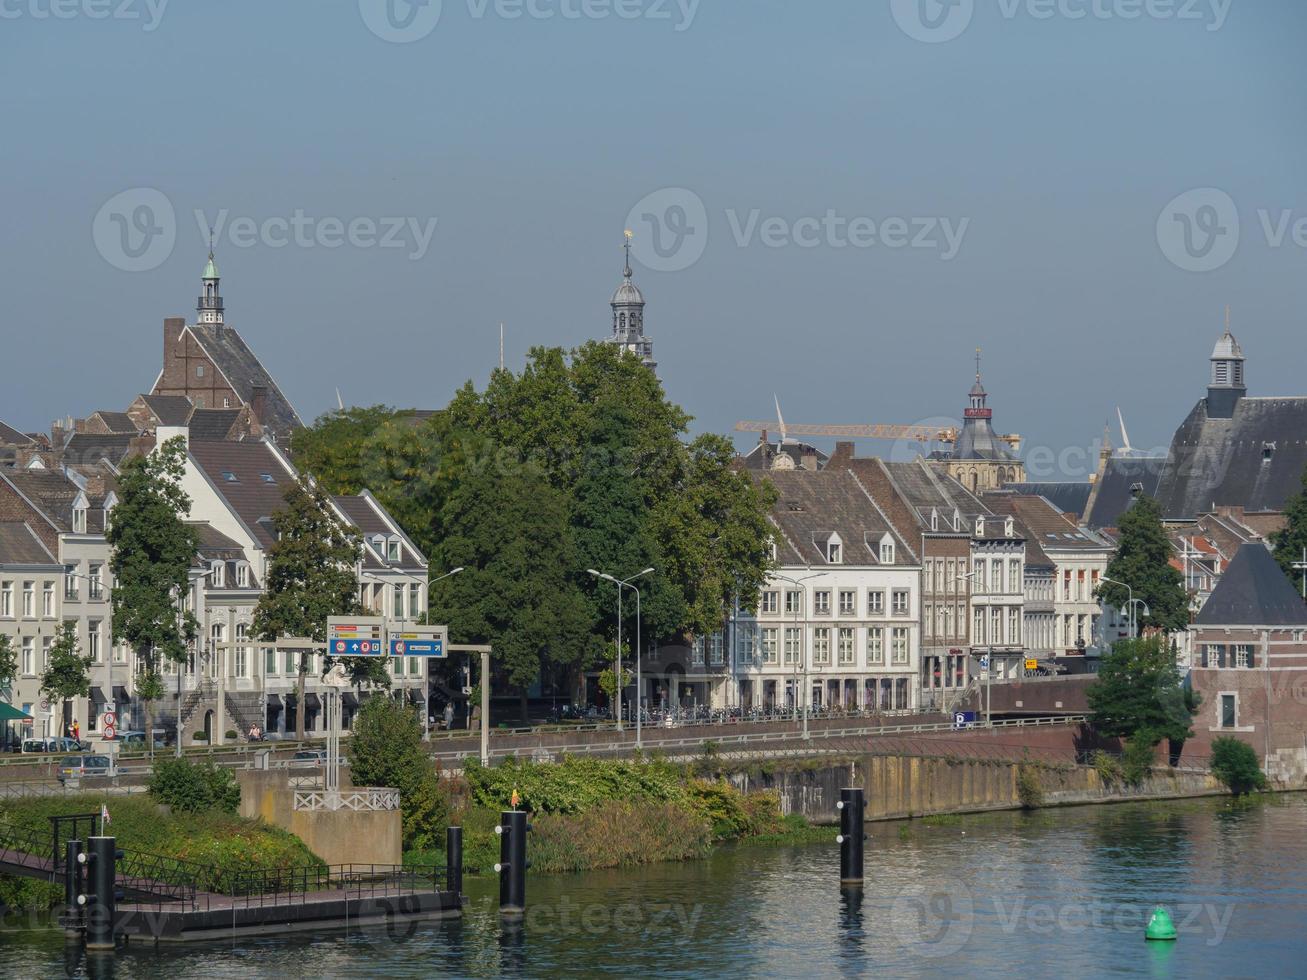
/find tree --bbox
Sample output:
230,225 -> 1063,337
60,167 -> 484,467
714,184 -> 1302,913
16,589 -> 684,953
348,694 -> 449,849
252,480 -> 381,739
1096,495 -> 1188,633
1272,464 -> 1307,598
0,634 -> 16,699
1210,737 -> 1267,796
40,621 -> 93,734
431,439 -> 592,722
1087,636 -> 1199,746
107,437 -> 200,747
288,406 -> 410,496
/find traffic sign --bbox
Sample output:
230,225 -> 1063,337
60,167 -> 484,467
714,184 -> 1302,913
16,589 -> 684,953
102,725 -> 116,740
102,711 -> 117,729
1025,659 -> 1039,671
978,655 -> 990,669
327,616 -> 386,657
388,624 -> 447,658
953,711 -> 977,729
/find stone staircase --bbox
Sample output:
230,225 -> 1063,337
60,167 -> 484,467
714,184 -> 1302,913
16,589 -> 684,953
224,692 -> 265,736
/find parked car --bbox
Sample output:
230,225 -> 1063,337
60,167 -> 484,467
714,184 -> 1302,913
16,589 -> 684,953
21,737 -> 87,754
116,730 -> 170,750
289,750 -> 328,768
57,755 -> 114,783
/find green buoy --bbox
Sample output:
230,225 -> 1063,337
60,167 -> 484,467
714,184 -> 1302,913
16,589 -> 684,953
1145,907 -> 1178,941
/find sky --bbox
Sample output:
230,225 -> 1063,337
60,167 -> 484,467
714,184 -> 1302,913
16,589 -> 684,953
2,0 -> 1305,482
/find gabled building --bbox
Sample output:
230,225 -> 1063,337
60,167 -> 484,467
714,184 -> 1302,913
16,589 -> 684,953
0,520 -> 66,747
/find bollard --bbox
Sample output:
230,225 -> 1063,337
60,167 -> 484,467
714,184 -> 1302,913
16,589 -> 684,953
446,826 -> 464,901
64,839 -> 85,940
494,811 -> 529,917
835,788 -> 866,885
82,836 -> 122,952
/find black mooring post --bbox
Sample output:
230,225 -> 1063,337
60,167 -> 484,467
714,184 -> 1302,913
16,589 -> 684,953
64,839 -> 84,940
837,788 -> 866,885
83,836 -> 122,952
495,811 -> 529,916
446,826 -> 463,900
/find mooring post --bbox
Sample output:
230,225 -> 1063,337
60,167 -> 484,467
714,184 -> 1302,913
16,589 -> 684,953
836,787 -> 866,886
63,839 -> 84,940
446,825 -> 463,901
82,836 -> 122,952
494,811 -> 529,916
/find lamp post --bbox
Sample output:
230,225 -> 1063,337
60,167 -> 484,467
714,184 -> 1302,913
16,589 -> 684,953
955,571 -> 991,727
1293,548 -> 1307,601
588,568 -> 654,738
774,571 -> 822,740
423,567 -> 464,741
1102,577 -> 1137,639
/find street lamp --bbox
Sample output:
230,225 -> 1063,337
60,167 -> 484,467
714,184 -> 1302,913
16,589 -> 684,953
588,567 -> 654,737
422,567 -> 464,740
1102,577 -> 1139,639
774,571 -> 823,740
956,571 -> 991,727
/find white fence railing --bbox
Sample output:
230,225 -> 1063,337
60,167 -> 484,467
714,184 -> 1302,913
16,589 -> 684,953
293,788 -> 400,812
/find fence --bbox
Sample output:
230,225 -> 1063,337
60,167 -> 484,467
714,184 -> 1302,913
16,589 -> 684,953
292,788 -> 401,812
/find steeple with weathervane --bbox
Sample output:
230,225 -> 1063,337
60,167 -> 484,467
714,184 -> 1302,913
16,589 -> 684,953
198,232 -> 224,326
608,230 -> 656,371
1207,306 -> 1246,419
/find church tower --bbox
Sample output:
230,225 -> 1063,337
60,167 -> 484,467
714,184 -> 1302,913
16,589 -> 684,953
197,245 -> 224,326
608,231 -> 656,371
1207,308 -> 1246,419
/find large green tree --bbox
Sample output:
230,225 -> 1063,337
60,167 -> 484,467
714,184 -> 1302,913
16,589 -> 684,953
107,437 -> 200,747
1095,494 -> 1188,633
1272,464 -> 1307,598
1087,635 -> 1199,746
252,480 -> 382,738
40,621 -> 93,734
0,634 -> 16,699
288,405 -> 412,496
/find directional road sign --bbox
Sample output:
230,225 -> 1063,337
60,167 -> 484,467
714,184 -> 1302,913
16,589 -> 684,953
327,616 -> 386,657
388,624 -> 447,658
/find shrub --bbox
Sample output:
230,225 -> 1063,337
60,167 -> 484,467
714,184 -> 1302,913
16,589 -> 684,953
192,731 -> 209,742
348,694 -> 450,850
148,757 -> 240,813
1092,750 -> 1123,784
463,755 -> 687,815
1121,730 -> 1158,786
1210,737 -> 1267,796
685,779 -> 782,839
527,801 -> 712,872
1016,763 -> 1043,809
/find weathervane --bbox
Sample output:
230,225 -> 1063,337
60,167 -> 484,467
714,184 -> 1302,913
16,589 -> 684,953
623,229 -> 634,277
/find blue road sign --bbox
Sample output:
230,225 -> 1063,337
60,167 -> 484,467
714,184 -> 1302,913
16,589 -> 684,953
390,637 -> 445,658
331,637 -> 384,657
953,711 -> 978,729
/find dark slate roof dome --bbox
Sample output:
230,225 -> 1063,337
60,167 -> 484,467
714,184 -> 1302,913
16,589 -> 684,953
1195,542 -> 1307,627
611,276 -> 644,306
952,419 -> 1017,460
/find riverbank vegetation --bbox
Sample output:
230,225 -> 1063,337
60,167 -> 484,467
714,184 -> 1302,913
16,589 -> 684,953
1210,737 -> 1268,796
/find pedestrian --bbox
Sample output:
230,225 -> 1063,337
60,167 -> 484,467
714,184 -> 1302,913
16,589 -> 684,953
70,720 -> 80,743
443,702 -> 454,731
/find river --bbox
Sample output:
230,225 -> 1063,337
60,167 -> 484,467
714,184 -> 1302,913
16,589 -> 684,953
3,794 -> 1305,978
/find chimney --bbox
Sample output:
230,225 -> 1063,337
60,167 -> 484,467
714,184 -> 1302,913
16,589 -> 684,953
250,385 -> 268,423
802,446 -> 818,471
832,441 -> 855,463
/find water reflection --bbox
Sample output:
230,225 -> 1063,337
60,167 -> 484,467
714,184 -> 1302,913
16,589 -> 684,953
836,886 -> 866,978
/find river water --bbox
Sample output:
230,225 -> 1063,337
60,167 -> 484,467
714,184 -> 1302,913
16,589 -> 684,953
3,795 -> 1305,978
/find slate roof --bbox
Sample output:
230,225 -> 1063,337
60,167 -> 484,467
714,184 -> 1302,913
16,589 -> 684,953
188,409 -> 241,442
189,441 -> 295,550
883,459 -> 989,526
2,470 -> 81,531
1007,483 -> 1093,520
0,421 -> 34,445
982,492 -> 1110,553
1194,542 -> 1307,627
188,324 -> 303,442
332,493 -> 426,569
0,521 -> 58,565
60,433 -> 136,467
1082,456 -> 1166,530
90,412 -> 137,434
952,417 -> 1018,461
1155,396 -> 1307,521
758,469 -> 914,567
138,394 -> 195,426
737,440 -> 829,472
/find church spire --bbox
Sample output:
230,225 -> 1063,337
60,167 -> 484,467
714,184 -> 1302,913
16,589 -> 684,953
607,229 -> 655,371
198,236 -> 224,326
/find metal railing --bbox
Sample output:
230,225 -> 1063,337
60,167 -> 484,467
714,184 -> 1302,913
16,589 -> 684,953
293,788 -> 401,812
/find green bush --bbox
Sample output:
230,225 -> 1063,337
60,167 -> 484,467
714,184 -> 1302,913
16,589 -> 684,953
1016,763 -> 1044,809
685,779 -> 782,839
527,801 -> 713,872
463,755 -> 688,815
348,694 -> 450,850
192,731 -> 209,741
1092,750 -> 1124,784
1121,731 -> 1158,786
1210,737 -> 1267,796
148,757 -> 240,813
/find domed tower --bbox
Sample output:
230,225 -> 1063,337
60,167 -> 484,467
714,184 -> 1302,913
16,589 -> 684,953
1207,309 -> 1246,419
944,348 -> 1024,492
608,231 -> 656,371
197,246 -> 224,326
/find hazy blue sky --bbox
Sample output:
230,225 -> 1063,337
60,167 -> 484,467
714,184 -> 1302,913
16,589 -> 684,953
2,0 -> 1304,480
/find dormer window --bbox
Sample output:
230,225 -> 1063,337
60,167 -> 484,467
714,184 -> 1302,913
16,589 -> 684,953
73,507 -> 87,534
1004,516 -> 1015,538
222,471 -> 238,483
827,541 -> 842,564
975,516 -> 985,537
209,561 -> 225,588
387,537 -> 401,562
879,535 -> 895,564
371,534 -> 386,558
930,508 -> 939,532
236,562 -> 249,588
952,509 -> 961,532
1263,442 -> 1276,464
260,473 -> 276,484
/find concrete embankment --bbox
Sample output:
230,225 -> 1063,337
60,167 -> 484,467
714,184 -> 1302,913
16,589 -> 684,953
727,755 -> 1226,824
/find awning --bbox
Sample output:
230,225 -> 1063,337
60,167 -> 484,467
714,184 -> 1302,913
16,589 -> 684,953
342,692 -> 359,708
112,686 -> 130,705
406,689 -> 422,704
303,693 -> 321,710
0,702 -> 32,723
90,687 -> 107,706
266,694 -> 282,710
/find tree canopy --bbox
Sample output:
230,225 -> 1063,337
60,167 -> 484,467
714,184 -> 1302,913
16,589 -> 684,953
1095,494 -> 1188,633
1272,464 -> 1307,597
40,621 -> 93,704
1087,635 -> 1198,745
0,634 -> 16,697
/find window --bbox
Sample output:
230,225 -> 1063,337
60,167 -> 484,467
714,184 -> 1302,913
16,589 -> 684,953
409,657 -> 420,676
892,627 -> 909,664
866,627 -> 884,665
387,538 -> 401,562
761,628 -> 779,664
691,639 -> 705,666
827,541 -> 842,564
868,591 -> 884,615
73,507 -> 87,533
65,573 -> 79,601
89,565 -> 103,600
113,642 -> 127,664
393,583 -> 406,620
814,590 -> 831,615
973,559 -> 986,593
236,563 -> 249,588
224,397 -> 231,408
991,608 -> 1002,646
22,582 -> 34,618
991,559 -> 1003,590
784,628 -> 801,665
1220,693 -> 1236,729
42,582 -> 54,617
410,583 -> 422,618
89,621 -> 101,662
1234,645 -> 1253,669
235,624 -> 248,678
708,633 -> 724,666
838,590 -> 856,616
196,364 -> 205,378
211,623 -> 225,673
761,591 -> 779,615
284,650 -> 296,674
41,636 -> 51,671
813,628 -> 831,666
260,473 -> 276,484
393,656 -> 406,675
880,541 -> 895,564
784,590 -> 801,615
1008,607 -> 1020,645
1008,559 -> 1020,594
1,582 -> 10,617
892,590 -> 909,615
974,608 -> 984,644
210,561 -> 225,588
265,647 -> 278,675
838,628 -> 855,665
21,637 -> 34,675
222,471 -> 238,483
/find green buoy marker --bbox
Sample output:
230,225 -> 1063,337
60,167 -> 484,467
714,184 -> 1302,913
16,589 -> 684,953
1145,907 -> 1178,941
